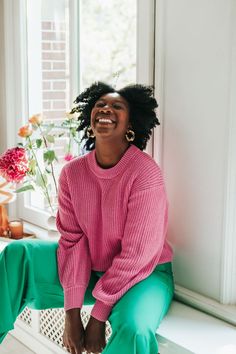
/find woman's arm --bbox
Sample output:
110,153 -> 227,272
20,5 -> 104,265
56,166 -> 91,311
90,181 -> 170,322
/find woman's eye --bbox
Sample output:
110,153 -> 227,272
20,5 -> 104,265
96,102 -> 105,107
113,103 -> 123,109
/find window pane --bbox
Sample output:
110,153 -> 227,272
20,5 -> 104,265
26,0 -> 72,212
80,0 -> 137,89
24,0 -> 137,215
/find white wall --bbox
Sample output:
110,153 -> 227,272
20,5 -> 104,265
155,0 -> 236,303
0,0 -> 7,153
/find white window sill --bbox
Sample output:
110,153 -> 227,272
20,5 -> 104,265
157,301 -> 236,354
8,301 -> 236,354
23,221 -> 60,241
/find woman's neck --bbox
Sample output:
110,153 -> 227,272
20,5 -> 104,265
94,142 -> 130,169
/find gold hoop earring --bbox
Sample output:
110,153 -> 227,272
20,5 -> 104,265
125,129 -> 135,142
87,126 -> 95,138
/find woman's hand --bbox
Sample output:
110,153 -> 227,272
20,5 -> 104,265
63,308 -> 85,354
84,316 -> 106,353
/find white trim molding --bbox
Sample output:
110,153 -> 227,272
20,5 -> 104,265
136,0 -> 155,86
175,285 -> 236,326
153,0 -> 166,167
137,0 -> 155,157
3,0 -> 28,219
220,0 -> 236,305
0,0 -> 7,153
69,0 -> 80,101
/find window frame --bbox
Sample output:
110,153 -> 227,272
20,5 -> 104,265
4,0 -> 156,228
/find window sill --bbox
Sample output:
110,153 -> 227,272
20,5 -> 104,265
8,301 -> 236,354
157,301 -> 236,354
0,222 -> 59,252
23,221 -> 60,241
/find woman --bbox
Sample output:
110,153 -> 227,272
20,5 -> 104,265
57,82 -> 174,354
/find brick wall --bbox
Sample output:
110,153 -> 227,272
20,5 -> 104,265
41,21 -> 68,121
41,21 -> 70,160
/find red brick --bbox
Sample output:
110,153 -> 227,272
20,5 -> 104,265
42,52 -> 65,61
53,62 -> 66,70
53,81 -> 66,90
53,101 -> 66,109
43,92 -> 66,100
42,42 -> 51,51
42,62 -> 51,70
42,71 -> 65,80
43,81 -> 51,90
43,101 -> 51,110
42,22 -> 52,30
42,31 -> 65,41
53,42 -> 66,51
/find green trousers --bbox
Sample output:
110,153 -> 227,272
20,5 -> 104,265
0,239 -> 174,353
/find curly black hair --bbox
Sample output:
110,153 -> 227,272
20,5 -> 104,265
71,81 -> 160,151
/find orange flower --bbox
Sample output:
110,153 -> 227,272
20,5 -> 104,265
18,125 -> 33,138
29,113 -> 43,125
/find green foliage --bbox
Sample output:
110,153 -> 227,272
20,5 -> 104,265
43,150 -> 56,164
15,184 -> 35,193
45,135 -> 55,144
28,159 -> 36,175
36,139 -> 43,148
36,170 -> 47,188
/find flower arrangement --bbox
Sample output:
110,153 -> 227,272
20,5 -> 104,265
0,112 -> 80,214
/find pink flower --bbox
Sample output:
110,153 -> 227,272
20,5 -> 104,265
64,153 -> 74,161
0,147 -> 29,183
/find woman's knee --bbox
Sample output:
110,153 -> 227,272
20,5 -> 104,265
3,240 -> 58,270
110,310 -> 153,337
4,240 -> 29,260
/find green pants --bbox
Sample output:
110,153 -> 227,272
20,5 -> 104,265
0,239 -> 174,353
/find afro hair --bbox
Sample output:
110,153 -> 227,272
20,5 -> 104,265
71,81 -> 160,151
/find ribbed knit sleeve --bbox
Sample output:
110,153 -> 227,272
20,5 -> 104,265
56,166 -> 91,311
91,173 -> 169,322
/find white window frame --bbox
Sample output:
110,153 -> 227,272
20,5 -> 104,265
3,0 -> 79,228
4,0 -> 156,228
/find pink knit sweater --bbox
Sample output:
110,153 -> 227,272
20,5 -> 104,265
56,144 -> 173,322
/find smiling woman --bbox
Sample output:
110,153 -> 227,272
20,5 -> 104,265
55,81 -> 174,353
0,80 -> 173,354
91,93 -> 131,163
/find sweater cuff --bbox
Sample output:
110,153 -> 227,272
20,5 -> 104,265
64,286 -> 86,311
91,300 -> 113,322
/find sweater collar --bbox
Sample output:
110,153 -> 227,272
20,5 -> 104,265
87,144 -> 139,179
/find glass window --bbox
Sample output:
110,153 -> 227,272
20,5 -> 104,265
20,0 -> 137,222
80,0 -> 136,89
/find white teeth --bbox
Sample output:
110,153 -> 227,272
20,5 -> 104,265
97,118 -> 113,123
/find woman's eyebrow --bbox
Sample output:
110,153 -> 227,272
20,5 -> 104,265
97,99 -> 126,104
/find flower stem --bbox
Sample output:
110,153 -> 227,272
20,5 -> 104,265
68,119 -> 72,153
28,136 -> 54,214
39,125 -> 58,195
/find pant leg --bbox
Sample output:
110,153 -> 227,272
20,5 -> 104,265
102,263 -> 174,354
0,239 -> 101,344
0,239 -> 63,343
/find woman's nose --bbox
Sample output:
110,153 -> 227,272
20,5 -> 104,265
99,105 -> 112,113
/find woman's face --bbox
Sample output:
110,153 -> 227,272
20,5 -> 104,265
90,93 -> 130,143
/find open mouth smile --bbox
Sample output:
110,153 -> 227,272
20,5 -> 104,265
95,117 -> 115,124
